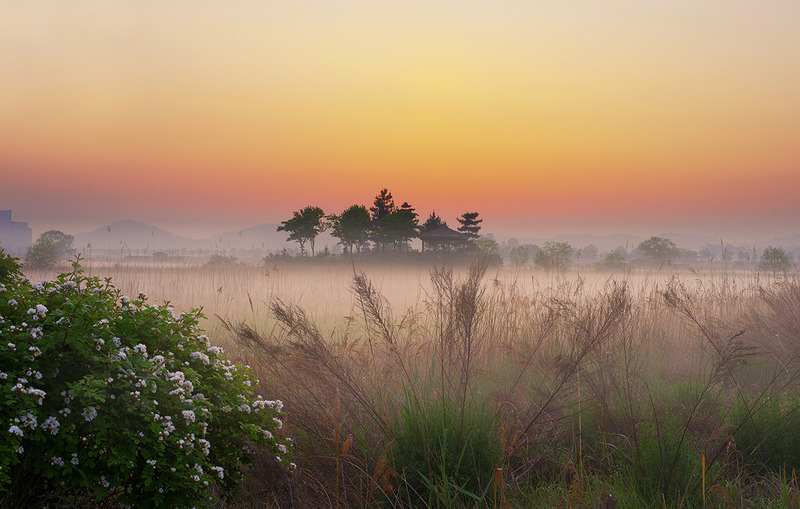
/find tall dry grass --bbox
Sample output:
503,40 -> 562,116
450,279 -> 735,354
21,258 -> 800,507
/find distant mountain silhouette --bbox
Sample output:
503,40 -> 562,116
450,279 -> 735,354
72,220 -> 338,257
74,221 -> 207,254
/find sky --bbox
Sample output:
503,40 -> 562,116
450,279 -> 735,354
2,1 -> 799,242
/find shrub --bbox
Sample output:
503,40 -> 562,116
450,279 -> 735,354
205,254 -> 239,268
391,394 -> 501,508
0,253 -> 293,507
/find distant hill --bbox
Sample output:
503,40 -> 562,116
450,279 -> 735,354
74,220 -> 208,255
72,220 -> 339,258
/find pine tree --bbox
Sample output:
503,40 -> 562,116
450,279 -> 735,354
456,212 -> 482,238
420,211 -> 443,234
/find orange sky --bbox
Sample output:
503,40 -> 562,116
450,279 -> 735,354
2,1 -> 799,241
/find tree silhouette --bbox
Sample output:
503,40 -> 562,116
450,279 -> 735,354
381,202 -> 419,251
759,246 -> 791,275
277,206 -> 327,256
369,189 -> 397,250
637,236 -> 679,264
369,189 -> 396,223
328,205 -> 371,254
533,241 -> 574,271
25,230 -> 75,268
420,211 -> 443,234
457,212 -> 482,238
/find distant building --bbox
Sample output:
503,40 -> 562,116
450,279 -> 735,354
0,210 -> 33,256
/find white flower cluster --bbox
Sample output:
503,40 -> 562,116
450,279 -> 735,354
252,398 -> 284,412
182,409 -> 196,425
26,304 -> 48,320
167,370 -> 194,398
18,412 -> 37,429
82,406 -> 97,422
189,351 -> 209,365
41,416 -> 60,435
133,343 -> 148,357
198,438 -> 211,455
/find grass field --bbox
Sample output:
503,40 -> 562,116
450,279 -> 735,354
23,256 -> 800,508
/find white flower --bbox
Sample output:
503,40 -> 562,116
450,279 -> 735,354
0,372 -> 6,379
41,416 -> 60,435
71,453 -> 79,465
190,351 -> 210,365
51,456 -> 64,467
198,438 -> 211,455
20,413 -> 37,429
8,425 -> 23,436
182,410 -> 196,424
83,407 -> 97,422
133,343 -> 148,357
28,388 -> 46,405
100,476 -> 110,488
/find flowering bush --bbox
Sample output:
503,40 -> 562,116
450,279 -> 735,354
0,252 -> 293,507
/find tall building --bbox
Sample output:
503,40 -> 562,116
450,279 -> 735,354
0,210 -> 33,256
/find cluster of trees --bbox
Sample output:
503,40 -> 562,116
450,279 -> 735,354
277,189 -> 483,255
506,236 -> 795,274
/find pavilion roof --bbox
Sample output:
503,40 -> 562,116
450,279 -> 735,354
419,224 -> 468,240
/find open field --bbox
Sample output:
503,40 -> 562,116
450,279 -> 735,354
21,257 -> 800,507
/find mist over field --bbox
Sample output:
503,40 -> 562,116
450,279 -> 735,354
4,0 -> 800,505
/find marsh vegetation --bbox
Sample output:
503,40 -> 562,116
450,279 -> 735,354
19,257 -> 800,508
